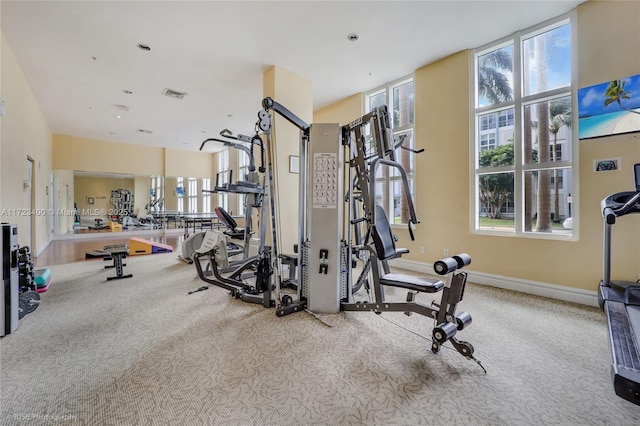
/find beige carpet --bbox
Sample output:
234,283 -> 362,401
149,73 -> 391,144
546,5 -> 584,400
1,252 -> 639,425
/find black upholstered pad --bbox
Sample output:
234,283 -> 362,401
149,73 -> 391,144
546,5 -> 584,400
380,273 -> 443,293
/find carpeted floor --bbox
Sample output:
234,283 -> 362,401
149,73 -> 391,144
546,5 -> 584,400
1,252 -> 639,425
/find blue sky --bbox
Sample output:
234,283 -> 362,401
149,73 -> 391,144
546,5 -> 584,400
578,74 -> 640,118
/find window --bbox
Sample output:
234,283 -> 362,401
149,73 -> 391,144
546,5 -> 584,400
149,176 -> 163,213
473,15 -> 574,236
365,76 -> 415,224
480,134 -> 497,151
188,178 -> 197,213
238,151 -> 250,216
202,178 -> 211,214
217,150 -> 229,211
176,177 -> 184,213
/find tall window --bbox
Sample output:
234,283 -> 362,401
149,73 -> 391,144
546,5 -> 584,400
176,177 -> 184,213
149,176 -> 163,213
238,150 -> 250,216
217,150 -> 229,211
202,178 -> 211,214
365,76 -> 415,224
473,15 -> 574,237
188,178 -> 197,213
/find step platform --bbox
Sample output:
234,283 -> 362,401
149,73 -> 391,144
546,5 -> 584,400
33,268 -> 52,293
128,237 -> 173,256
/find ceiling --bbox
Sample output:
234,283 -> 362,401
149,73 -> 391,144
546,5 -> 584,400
1,0 -> 584,153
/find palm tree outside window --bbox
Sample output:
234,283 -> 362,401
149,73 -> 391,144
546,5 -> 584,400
473,14 -> 574,236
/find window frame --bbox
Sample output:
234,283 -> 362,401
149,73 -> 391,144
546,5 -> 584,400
364,74 -> 416,226
217,149 -> 230,212
202,178 -> 211,214
470,12 -> 578,240
187,177 -> 198,213
237,150 -> 249,216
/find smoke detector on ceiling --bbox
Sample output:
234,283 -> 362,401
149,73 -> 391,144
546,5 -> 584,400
162,88 -> 188,100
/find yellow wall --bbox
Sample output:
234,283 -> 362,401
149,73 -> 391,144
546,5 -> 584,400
317,1 -> 640,294
1,33 -> 52,252
164,147 -> 214,179
576,0 -> 640,285
263,66 -> 313,252
314,93 -> 363,124
52,134 -> 164,176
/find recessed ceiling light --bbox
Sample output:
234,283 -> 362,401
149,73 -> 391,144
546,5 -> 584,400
123,90 -> 133,95
137,129 -> 153,134
115,104 -> 129,112
115,115 -> 122,119
138,43 -> 151,51
347,33 -> 359,42
227,114 -> 233,118
109,132 -> 117,135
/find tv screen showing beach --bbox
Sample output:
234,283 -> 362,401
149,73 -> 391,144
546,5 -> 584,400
578,74 -> 640,140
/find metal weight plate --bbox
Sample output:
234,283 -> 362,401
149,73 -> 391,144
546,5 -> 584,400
18,296 -> 29,319
22,290 -> 41,313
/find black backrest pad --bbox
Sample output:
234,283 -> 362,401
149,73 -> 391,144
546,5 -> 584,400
634,163 -> 639,192
371,204 -> 397,260
215,207 -> 237,230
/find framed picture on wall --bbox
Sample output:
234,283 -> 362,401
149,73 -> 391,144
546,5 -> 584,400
578,73 -> 640,140
289,155 -> 300,174
87,197 -> 94,205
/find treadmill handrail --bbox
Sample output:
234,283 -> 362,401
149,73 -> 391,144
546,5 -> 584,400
601,191 -> 640,224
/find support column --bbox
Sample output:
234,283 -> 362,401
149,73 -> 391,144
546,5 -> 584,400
263,66 -> 313,254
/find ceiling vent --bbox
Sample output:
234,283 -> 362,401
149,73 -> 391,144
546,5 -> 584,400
162,88 -> 187,99
137,129 -> 153,134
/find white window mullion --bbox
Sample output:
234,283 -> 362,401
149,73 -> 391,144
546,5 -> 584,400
513,30 -> 523,234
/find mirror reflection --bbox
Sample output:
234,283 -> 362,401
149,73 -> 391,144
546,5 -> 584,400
51,170 -> 229,236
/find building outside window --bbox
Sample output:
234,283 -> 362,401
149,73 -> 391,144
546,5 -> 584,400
473,15 -> 574,236
365,76 -> 415,224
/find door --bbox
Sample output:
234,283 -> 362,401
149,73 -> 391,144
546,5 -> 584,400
26,158 -> 34,250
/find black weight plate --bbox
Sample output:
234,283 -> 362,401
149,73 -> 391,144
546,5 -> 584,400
23,290 -> 41,313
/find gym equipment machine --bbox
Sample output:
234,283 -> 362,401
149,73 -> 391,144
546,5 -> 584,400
195,129 -> 268,262
17,246 -> 41,319
599,163 -> 640,405
254,98 -> 481,367
189,130 -> 274,307
1,223 -> 19,336
190,229 -> 274,308
110,188 -> 134,223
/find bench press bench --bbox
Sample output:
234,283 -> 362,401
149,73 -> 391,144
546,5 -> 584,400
103,244 -> 132,281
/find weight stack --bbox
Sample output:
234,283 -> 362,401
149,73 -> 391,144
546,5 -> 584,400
1,224 -> 19,337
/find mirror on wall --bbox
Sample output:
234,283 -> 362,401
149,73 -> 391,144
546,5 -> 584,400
51,170 -> 227,235
51,170 -> 165,235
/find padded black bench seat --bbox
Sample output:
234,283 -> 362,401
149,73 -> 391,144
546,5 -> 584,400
380,273 -> 443,293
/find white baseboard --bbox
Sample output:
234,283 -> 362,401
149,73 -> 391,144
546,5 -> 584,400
388,258 -> 599,308
35,239 -> 53,257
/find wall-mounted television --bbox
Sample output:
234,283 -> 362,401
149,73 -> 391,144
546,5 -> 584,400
176,186 -> 185,197
578,73 -> 640,140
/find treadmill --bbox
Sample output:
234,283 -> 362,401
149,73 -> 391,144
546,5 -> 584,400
599,163 -> 640,405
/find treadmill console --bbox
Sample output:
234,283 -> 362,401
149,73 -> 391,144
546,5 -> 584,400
635,163 -> 639,192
